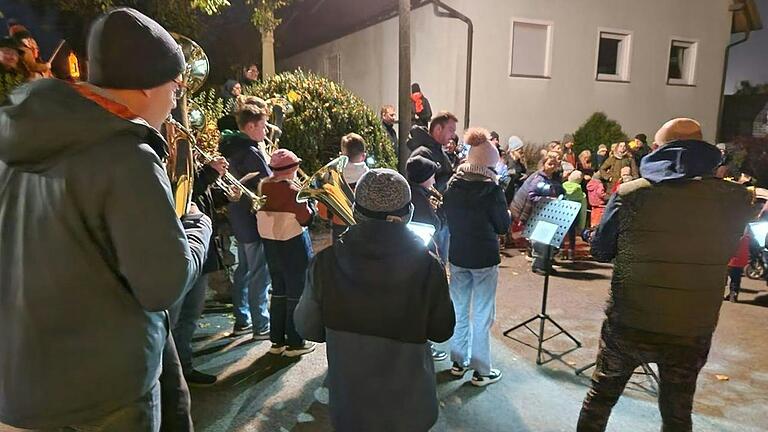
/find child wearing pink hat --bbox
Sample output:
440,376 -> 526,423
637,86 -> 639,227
257,148 -> 316,357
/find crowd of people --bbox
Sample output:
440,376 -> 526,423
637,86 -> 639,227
0,7 -> 760,432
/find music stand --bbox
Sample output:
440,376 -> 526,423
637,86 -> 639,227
503,197 -> 582,365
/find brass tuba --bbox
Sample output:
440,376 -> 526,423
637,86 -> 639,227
297,156 -> 356,226
163,33 -> 209,217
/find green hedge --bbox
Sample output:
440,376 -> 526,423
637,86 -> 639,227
0,71 -> 25,105
572,112 -> 628,154
246,69 -> 397,173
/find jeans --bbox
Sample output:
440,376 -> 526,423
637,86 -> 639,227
168,274 -> 209,373
577,321 -> 712,432
159,333 -> 192,432
434,224 -> 450,265
263,231 -> 313,347
231,239 -> 272,332
448,263 -> 499,375
728,266 -> 743,296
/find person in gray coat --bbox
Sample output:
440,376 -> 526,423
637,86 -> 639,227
295,169 -> 455,432
0,8 -> 211,431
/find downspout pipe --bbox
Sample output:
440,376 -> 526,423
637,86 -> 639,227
430,1 -> 473,130
717,2 -> 753,141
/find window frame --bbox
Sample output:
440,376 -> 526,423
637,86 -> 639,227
508,17 -> 554,79
325,52 -> 342,83
666,37 -> 699,87
594,27 -> 633,83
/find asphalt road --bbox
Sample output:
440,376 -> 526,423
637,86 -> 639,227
189,241 -> 768,432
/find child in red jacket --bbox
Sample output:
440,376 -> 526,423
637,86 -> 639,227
257,149 -> 316,356
726,232 -> 750,303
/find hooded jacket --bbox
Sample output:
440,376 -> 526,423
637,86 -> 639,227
444,165 -> 511,269
218,131 -> 271,243
591,140 -> 752,341
407,126 -> 454,193
0,79 -> 210,428
295,220 -> 454,432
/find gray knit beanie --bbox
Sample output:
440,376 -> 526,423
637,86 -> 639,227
354,168 -> 413,223
87,8 -> 184,89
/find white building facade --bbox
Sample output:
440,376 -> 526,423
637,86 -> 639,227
279,0 -> 735,144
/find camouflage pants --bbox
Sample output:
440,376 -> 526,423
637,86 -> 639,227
577,321 -> 712,432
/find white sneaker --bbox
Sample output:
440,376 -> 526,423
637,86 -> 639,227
283,342 -> 316,358
268,343 -> 286,355
471,369 -> 502,387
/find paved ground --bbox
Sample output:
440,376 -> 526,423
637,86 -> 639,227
188,236 -> 768,432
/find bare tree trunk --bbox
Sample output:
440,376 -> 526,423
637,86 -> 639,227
262,10 -> 276,77
398,0 -> 412,174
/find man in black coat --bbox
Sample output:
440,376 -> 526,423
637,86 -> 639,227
408,111 -> 458,273
381,104 -> 398,152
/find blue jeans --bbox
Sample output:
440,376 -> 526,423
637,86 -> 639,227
434,224 -> 450,265
263,231 -> 313,347
231,239 -> 272,332
169,274 -> 208,373
448,263 -> 498,375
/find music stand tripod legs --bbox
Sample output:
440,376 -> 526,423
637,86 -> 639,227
503,245 -> 581,365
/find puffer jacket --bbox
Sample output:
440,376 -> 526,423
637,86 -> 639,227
591,140 -> 753,341
444,164 -> 511,269
510,170 -> 564,222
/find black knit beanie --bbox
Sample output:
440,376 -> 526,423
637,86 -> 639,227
406,155 -> 438,184
87,8 -> 184,89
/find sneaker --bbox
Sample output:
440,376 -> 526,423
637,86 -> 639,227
471,369 -> 502,387
283,342 -> 316,358
184,369 -> 217,387
431,346 -> 448,362
450,362 -> 470,377
230,324 -> 253,337
252,326 -> 270,341
268,343 -> 286,355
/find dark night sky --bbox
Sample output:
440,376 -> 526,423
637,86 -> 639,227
725,0 -> 768,93
0,0 -> 766,93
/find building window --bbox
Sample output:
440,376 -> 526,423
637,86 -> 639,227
325,53 -> 342,83
509,19 -> 553,78
667,39 -> 698,86
595,29 -> 632,82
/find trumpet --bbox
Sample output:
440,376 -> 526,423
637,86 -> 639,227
428,186 -> 443,211
193,143 -> 267,213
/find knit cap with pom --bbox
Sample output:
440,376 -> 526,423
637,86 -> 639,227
464,128 -> 500,168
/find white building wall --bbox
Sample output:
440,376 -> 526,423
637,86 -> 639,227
279,0 -> 733,144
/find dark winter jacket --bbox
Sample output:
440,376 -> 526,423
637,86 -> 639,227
591,140 -> 753,342
193,164 -> 225,274
383,120 -> 397,151
407,126 -> 454,193
510,170 -> 564,222
218,131 -> 271,243
0,79 -> 211,428
444,165 -> 511,269
504,157 -> 527,205
410,182 -> 442,231
295,220 -> 454,432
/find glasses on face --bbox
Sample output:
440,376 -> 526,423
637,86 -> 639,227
172,78 -> 187,100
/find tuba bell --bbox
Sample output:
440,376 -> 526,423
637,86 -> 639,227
163,33 -> 209,217
297,156 -> 356,226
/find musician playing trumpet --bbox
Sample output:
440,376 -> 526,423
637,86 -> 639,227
218,103 -> 274,340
